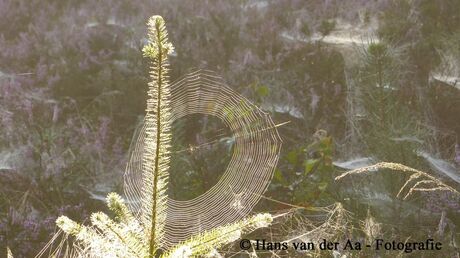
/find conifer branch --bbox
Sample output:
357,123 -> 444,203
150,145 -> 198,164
142,15 -> 174,257
163,213 -> 273,257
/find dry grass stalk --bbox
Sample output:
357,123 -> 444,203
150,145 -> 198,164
335,162 -> 459,199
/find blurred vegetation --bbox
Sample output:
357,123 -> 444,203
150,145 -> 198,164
0,0 -> 459,257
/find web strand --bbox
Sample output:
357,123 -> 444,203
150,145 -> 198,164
124,69 -> 282,247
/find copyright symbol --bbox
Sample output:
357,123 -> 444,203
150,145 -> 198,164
240,239 -> 251,250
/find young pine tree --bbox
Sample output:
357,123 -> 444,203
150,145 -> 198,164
49,15 -> 274,258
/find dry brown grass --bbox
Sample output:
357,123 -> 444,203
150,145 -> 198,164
335,162 -> 459,199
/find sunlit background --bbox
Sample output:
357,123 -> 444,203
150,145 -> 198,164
1,0 -> 459,257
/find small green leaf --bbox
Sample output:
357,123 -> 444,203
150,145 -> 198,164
304,159 -> 319,175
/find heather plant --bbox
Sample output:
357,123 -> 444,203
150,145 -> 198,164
0,0 -> 148,252
318,20 -> 336,38
0,74 -> 123,256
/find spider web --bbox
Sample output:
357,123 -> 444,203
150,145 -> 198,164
124,69 -> 282,247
